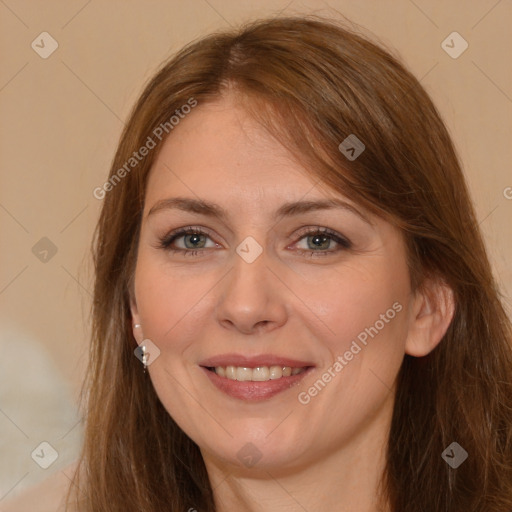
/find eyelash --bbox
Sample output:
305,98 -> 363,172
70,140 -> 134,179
156,225 -> 352,259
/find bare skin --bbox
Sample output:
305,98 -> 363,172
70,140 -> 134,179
130,95 -> 454,511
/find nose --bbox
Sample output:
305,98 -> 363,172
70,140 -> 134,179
214,247 -> 288,335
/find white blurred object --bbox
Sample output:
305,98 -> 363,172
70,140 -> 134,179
0,325 -> 82,507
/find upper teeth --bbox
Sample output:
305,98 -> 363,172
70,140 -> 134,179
213,365 -> 306,381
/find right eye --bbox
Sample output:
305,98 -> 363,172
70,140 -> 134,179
157,226 -> 220,257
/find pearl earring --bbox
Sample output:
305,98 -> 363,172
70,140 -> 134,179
141,343 -> 148,373
134,324 -> 146,373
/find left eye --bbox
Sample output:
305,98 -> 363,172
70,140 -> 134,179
292,228 -> 351,257
296,233 -> 339,251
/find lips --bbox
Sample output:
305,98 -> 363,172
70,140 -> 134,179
199,353 -> 315,401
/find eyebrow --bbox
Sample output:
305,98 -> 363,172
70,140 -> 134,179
147,196 -> 372,225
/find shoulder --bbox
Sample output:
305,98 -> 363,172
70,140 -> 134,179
0,461 -> 79,512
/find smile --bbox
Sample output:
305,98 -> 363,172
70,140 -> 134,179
199,354 -> 315,400
206,365 -> 307,381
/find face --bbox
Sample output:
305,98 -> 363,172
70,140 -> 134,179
130,95 -> 416,473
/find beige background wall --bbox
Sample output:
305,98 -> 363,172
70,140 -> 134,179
1,0 -> 511,502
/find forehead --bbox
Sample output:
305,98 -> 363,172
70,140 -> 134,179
145,97 -> 322,205
140,97 -> 403,249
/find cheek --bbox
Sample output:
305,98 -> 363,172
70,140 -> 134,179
293,256 -> 410,411
134,255 -> 217,351
296,273 -> 408,421
293,259 -> 410,353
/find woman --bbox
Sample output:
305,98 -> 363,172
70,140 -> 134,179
63,15 -> 512,512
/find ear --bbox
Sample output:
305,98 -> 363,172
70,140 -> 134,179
405,277 -> 455,357
130,293 -> 144,345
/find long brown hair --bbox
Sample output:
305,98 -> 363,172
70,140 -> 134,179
68,16 -> 512,511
